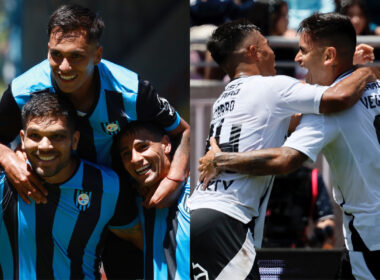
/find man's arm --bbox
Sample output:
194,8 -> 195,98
110,223 -> 144,251
319,67 -> 377,113
198,137 -> 306,186
0,87 -> 46,204
144,118 -> 190,208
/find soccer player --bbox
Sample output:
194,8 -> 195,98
115,122 -> 190,279
198,13 -> 380,279
0,92 -> 141,279
189,18 -> 379,279
0,4 -> 189,277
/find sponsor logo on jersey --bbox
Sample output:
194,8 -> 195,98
74,190 -> 92,211
101,121 -> 120,135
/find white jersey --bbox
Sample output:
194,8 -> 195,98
284,72 -> 380,251
189,75 -> 327,247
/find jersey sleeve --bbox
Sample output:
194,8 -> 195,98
108,175 -> 139,229
136,79 -> 181,132
273,76 -> 328,115
283,114 -> 336,162
0,86 -> 22,145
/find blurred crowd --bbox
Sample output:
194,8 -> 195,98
190,0 -> 380,80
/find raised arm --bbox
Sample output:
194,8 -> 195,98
319,67 -> 377,113
144,118 -> 190,208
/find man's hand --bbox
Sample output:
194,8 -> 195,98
198,137 -> 221,189
143,177 -> 183,209
353,43 -> 375,65
3,149 -> 47,204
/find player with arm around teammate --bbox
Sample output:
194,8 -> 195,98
198,13 -> 380,280
114,122 -> 190,280
189,18 -> 378,280
0,4 -> 189,278
0,92 -> 141,279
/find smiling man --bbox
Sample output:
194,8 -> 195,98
0,4 -> 189,278
115,122 -> 190,280
189,19 -> 379,279
0,92 -> 141,279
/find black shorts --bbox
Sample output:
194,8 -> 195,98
191,208 -> 260,280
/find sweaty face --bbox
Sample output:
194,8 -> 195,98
255,33 -> 276,76
294,32 -> 326,84
21,117 -> 79,182
48,27 -> 102,95
119,130 -> 171,192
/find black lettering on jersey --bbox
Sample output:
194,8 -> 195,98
213,100 -> 235,118
360,94 -> 380,109
206,179 -> 234,191
364,81 -> 380,91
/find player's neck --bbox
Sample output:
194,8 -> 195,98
230,63 -> 260,80
66,74 -> 98,113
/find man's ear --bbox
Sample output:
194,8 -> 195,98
323,46 -> 337,67
20,130 -> 25,150
94,46 -> 103,65
248,44 -> 257,60
71,131 -> 80,151
162,135 -> 171,155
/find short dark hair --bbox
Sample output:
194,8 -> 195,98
22,92 -> 78,133
47,4 -> 105,44
207,19 -> 260,67
118,122 -> 166,146
298,13 -> 356,62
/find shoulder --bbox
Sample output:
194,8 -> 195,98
98,59 -> 139,94
81,159 -> 120,194
11,60 -> 52,97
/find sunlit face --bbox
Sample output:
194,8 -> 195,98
119,130 -> 171,191
255,33 -> 276,76
48,27 -> 102,95
21,116 -> 79,182
346,4 -> 367,35
294,32 -> 326,84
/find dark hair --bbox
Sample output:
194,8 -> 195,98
22,92 -> 78,133
207,19 -> 260,67
269,0 -> 288,35
118,122 -> 166,146
47,4 -> 105,44
298,13 -> 356,62
340,0 -> 371,35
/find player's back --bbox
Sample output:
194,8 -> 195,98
321,80 -> 380,251
190,74 -> 327,235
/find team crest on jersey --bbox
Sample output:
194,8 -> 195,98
101,121 -> 120,135
74,190 -> 92,211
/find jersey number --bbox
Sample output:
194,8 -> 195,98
206,119 -> 242,153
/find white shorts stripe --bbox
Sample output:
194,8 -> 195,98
216,229 -> 256,279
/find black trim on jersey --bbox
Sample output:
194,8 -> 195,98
143,207 -> 156,279
163,204 -> 179,279
0,261 -> 3,279
349,217 -> 380,277
94,226 -> 109,275
0,86 -> 22,145
2,178 -> 19,280
35,184 -> 61,279
67,163 -> 103,279
76,117 -> 97,163
136,79 -> 177,126
108,174 -> 137,227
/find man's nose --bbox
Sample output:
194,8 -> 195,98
59,58 -> 72,72
38,137 -> 53,150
